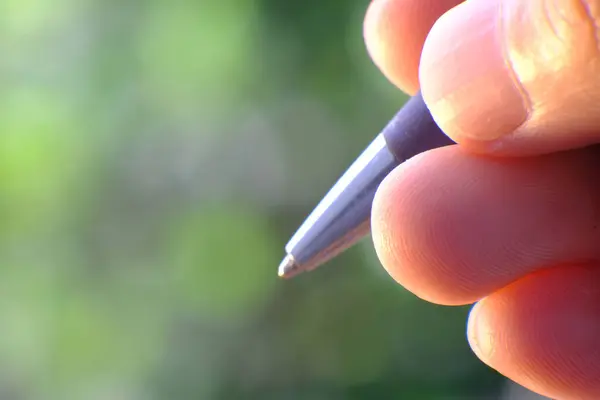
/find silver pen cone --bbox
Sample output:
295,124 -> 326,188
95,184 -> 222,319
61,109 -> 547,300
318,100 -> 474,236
278,254 -> 302,279
277,93 -> 455,278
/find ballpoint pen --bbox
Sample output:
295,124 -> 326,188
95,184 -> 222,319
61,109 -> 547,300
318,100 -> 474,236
278,91 -> 456,278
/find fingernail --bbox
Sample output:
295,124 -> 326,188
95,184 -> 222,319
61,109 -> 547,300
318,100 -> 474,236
420,0 -> 529,142
467,300 -> 495,360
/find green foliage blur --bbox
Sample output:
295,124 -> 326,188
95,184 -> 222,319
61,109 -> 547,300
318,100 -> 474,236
0,0 -> 538,399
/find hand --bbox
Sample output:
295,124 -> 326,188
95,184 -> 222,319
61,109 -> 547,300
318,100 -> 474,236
364,0 -> 600,398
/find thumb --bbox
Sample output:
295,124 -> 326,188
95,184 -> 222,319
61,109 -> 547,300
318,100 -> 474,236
419,0 -> 600,156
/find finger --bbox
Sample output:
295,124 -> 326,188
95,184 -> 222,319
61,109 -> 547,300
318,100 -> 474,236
363,0 -> 464,94
371,145 -> 600,305
419,0 -> 600,156
468,264 -> 600,399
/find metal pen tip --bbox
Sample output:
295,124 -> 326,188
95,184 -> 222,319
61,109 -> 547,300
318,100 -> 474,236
278,254 -> 302,279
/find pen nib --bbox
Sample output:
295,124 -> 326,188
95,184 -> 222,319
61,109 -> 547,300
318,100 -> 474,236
278,254 -> 302,279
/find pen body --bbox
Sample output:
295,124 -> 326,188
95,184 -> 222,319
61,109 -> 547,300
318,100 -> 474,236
285,133 -> 397,271
283,93 -> 455,275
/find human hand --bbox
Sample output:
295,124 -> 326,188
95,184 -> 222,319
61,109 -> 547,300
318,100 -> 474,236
364,0 -> 600,398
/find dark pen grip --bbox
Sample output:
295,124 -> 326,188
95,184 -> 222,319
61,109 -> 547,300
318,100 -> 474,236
382,92 -> 456,162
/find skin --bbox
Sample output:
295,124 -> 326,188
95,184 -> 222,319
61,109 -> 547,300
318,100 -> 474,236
364,0 -> 600,398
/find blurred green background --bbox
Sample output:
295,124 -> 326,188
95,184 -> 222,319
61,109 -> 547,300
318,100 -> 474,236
0,0 -> 548,399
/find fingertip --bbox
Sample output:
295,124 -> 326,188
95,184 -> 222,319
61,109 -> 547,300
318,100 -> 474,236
371,145 -> 600,306
364,0 -> 464,95
371,148 -> 470,305
466,298 -> 497,364
371,151 -> 418,287
364,0 -> 419,94
467,265 -> 600,399
419,0 -> 529,145
371,153 -> 404,282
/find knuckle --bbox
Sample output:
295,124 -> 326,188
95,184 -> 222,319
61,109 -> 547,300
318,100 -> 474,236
578,0 -> 600,29
502,0 -> 600,136
549,0 -> 600,53
505,0 -> 600,101
578,0 -> 600,51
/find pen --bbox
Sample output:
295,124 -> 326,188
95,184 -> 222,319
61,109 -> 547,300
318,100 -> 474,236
278,91 -> 456,278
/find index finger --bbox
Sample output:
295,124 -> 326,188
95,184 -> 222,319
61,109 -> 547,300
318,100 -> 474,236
364,0 -> 464,95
